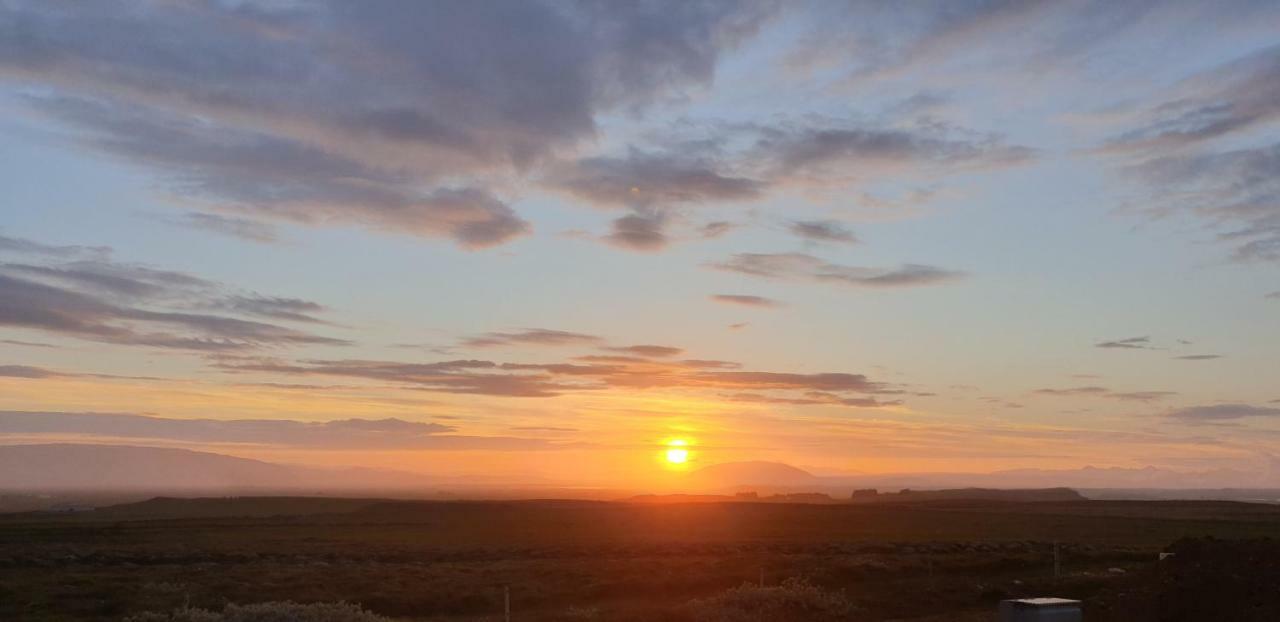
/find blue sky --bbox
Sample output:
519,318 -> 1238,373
1,1 -> 1279,486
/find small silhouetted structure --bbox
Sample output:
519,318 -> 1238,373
998,598 -> 1081,622
767,492 -> 832,503
46,503 -> 95,513
850,488 -> 878,500
735,491 -> 759,500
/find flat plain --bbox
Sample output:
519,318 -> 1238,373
2,497 -> 1279,621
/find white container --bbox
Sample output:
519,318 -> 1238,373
998,598 -> 1083,622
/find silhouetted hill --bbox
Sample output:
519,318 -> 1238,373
687,461 -> 818,488
852,487 -> 1087,503
0,444 -> 301,490
0,444 -> 441,495
86,496 -> 385,520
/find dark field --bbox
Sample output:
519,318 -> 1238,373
3,497 -> 1280,621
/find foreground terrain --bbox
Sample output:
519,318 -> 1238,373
2,497 -> 1280,620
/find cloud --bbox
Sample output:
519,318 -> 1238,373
0,365 -> 64,379
1174,354 -> 1223,361
1101,47 -> 1280,263
547,115 -> 1030,252
709,294 -> 784,308
603,345 -> 684,358
0,339 -> 57,348
551,153 -> 756,247
1095,336 -> 1152,349
0,364 -> 163,382
0,263 -> 346,352
461,329 -> 603,349
1033,386 -> 1111,396
1,1 -> 774,247
709,252 -> 963,288
603,209 -> 670,251
155,212 -> 279,244
29,95 -> 533,247
1167,404 -> 1280,423
546,151 -> 764,209
679,371 -> 881,392
1102,45 -> 1280,153
1,260 -> 213,299
756,123 -> 1034,177
214,295 -> 330,324
0,233 -> 110,260
788,220 -> 857,244
1123,144 -> 1280,262
1033,386 -> 1176,402
215,348 -> 895,407
723,392 -> 900,408
215,358 -> 589,398
0,410 -> 557,450
700,221 -> 738,239
784,2 -> 1255,86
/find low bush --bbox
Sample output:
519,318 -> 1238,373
684,578 -> 854,622
124,601 -> 392,622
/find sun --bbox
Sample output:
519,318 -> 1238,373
664,439 -> 690,464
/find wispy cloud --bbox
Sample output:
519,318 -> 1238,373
602,208 -> 670,252
1167,404 -> 1280,423
0,235 -> 346,351
0,364 -> 162,382
1034,386 -> 1176,402
0,1 -> 774,247
709,294 -> 784,308
788,220 -> 857,244
0,411 -> 558,450
0,339 -> 57,349
700,221 -> 738,239
215,349 -> 896,407
213,295 -> 331,325
710,253 -> 963,288
0,365 -> 65,379
154,212 -> 279,244
723,392 -> 899,408
461,329 -> 603,349
1095,336 -> 1152,350
1102,46 -> 1280,263
549,115 -> 1032,251
602,345 -> 684,358
0,233 -> 110,260
1101,45 -> 1280,154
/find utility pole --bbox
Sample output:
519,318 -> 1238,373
504,585 -> 510,622
1053,542 -> 1061,580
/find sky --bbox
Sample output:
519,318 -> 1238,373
2,0 -> 1279,489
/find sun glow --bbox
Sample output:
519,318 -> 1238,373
664,439 -> 690,464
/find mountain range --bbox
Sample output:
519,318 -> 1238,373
1,444 -> 1276,495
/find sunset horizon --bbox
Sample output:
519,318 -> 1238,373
3,1 -> 1279,494
6,3 -> 1280,621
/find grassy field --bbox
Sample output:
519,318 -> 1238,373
2,497 -> 1279,620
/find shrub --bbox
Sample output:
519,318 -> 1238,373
125,601 -> 392,622
684,578 -> 854,622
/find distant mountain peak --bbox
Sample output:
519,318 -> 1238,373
687,461 -> 817,488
